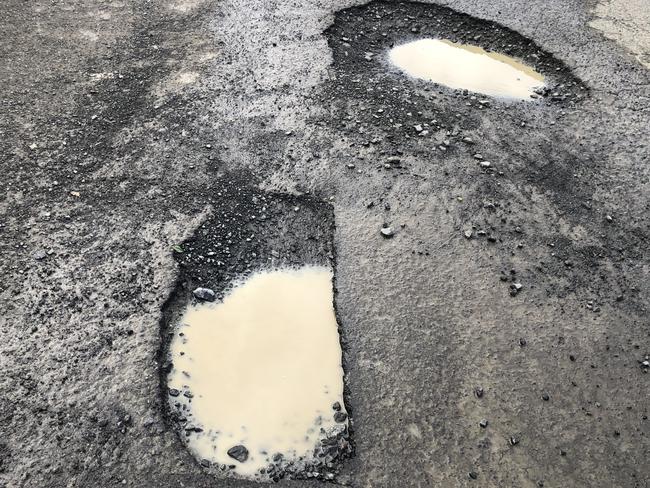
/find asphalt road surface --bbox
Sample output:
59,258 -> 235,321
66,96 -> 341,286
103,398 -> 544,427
1,0 -> 649,487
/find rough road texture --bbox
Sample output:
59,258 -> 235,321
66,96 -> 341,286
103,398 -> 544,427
590,0 -> 650,68
0,0 -> 648,487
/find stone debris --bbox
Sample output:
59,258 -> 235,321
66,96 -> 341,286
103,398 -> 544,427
227,445 -> 249,463
509,283 -> 523,296
193,287 -> 216,301
334,412 -> 348,423
640,359 -> 649,371
33,249 -> 47,261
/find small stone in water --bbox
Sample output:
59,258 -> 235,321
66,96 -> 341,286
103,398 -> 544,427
334,412 -> 348,423
227,445 -> 249,463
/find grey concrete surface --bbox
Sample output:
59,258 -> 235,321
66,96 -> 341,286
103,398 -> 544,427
1,0 -> 649,487
590,0 -> 650,68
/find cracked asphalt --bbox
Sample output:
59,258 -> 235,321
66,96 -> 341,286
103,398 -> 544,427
1,0 -> 649,487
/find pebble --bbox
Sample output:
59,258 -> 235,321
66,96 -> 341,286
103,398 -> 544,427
380,226 -> 394,238
474,386 -> 484,398
227,445 -> 249,463
510,283 -> 523,296
33,249 -> 47,260
542,393 -> 550,401
334,412 -> 348,423
479,161 -> 492,168
193,287 -> 216,301
479,419 -> 488,428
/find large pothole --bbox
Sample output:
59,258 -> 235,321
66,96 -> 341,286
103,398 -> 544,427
159,177 -> 353,482
325,0 -> 587,126
168,267 -> 348,479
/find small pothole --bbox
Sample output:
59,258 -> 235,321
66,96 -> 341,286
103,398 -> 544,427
166,266 -> 350,481
389,38 -> 545,100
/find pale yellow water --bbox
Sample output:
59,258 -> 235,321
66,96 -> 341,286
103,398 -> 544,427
389,38 -> 545,99
167,267 -> 347,477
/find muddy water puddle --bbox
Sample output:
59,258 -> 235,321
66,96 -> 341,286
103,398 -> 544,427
389,38 -> 544,99
167,267 -> 348,479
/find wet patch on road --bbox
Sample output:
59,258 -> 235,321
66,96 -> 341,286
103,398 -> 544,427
326,1 -> 585,106
159,175 -> 353,482
323,0 -> 587,147
320,0 -> 590,192
167,267 -> 348,479
389,38 -> 545,100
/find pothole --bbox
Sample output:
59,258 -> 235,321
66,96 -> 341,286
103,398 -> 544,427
325,0 -> 587,114
165,265 -> 351,481
389,38 -> 545,100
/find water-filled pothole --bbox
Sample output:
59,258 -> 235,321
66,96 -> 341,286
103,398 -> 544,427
389,38 -> 545,99
166,266 -> 349,480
